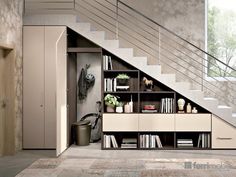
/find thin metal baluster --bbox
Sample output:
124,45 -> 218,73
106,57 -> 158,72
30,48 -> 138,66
158,26 -> 161,64
116,0 -> 119,39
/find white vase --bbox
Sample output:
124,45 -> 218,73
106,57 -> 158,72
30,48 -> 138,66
116,106 -> 123,113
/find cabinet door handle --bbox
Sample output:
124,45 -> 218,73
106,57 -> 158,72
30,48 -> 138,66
217,137 -> 233,140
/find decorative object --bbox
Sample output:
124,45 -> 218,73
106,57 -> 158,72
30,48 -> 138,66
143,77 -> 153,91
177,98 -> 185,112
104,94 -> 119,112
186,103 -> 192,113
124,103 -> 131,113
192,107 -> 198,113
116,73 -> 130,86
129,95 -> 133,113
116,102 -> 123,113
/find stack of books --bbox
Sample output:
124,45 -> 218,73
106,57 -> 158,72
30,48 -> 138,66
160,98 -> 174,113
142,105 -> 158,113
197,133 -> 211,148
121,138 -> 137,148
103,55 -> 113,70
139,134 -> 163,148
103,135 -> 118,148
177,139 -> 193,148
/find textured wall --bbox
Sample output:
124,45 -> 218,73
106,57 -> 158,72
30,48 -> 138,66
0,0 -> 24,151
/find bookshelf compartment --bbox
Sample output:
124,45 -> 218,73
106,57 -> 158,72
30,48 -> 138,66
104,71 -> 139,92
103,132 -> 138,149
176,132 -> 211,149
139,114 -> 175,131
140,92 -> 175,113
103,93 -> 139,113
139,132 -> 174,149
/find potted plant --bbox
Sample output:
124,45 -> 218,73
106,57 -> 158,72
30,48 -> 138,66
104,94 -> 119,112
116,73 -> 130,86
115,102 -> 124,113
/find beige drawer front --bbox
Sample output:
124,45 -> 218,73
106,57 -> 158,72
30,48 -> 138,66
103,114 -> 139,131
212,115 -> 236,149
139,114 -> 175,131
175,114 -> 211,131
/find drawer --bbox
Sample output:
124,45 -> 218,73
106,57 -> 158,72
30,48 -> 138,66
175,114 -> 211,131
103,114 -> 139,131
212,115 -> 236,149
139,114 -> 175,131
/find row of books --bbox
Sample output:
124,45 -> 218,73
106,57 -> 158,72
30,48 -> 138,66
177,139 -> 193,148
121,138 -> 137,148
104,78 -> 130,92
103,55 -> 113,70
103,135 -> 118,148
139,134 -> 163,148
197,133 -> 211,148
160,98 -> 174,113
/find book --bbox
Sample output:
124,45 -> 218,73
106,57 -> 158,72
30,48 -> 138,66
141,110 -> 158,113
110,135 -> 118,148
177,139 -> 193,144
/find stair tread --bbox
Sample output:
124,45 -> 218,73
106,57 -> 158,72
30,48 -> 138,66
204,97 -> 217,101
218,105 -> 231,109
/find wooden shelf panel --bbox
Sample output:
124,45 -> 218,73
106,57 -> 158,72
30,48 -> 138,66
67,47 -> 102,53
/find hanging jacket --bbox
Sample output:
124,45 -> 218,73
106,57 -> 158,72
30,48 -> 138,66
78,68 -> 87,100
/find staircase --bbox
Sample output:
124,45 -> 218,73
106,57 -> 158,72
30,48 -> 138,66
24,0 -> 236,126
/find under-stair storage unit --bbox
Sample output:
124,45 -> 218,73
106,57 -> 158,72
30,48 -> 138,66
23,26 -> 68,153
101,49 -> 214,150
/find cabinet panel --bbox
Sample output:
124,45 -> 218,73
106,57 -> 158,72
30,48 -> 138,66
23,26 -> 45,148
103,114 -> 139,131
212,115 -> 236,149
139,114 -> 175,131
175,114 -> 211,131
45,26 -> 66,148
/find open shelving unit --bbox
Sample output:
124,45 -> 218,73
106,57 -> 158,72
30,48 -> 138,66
101,49 -> 212,150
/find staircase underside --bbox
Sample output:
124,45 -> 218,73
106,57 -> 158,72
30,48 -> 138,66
23,14 -> 236,127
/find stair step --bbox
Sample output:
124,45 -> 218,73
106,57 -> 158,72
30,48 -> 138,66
203,97 -> 218,109
88,31 -> 105,40
132,57 -> 147,66
102,40 -> 119,48
232,113 -> 236,118
113,48 -> 134,58
218,105 -> 231,109
175,82 -> 191,90
159,73 -> 176,84
77,22 -> 91,32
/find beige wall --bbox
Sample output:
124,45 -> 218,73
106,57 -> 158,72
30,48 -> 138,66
0,0 -> 24,151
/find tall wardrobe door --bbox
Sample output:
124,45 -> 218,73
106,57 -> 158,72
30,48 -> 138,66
44,26 -> 67,149
56,29 -> 68,156
23,26 -> 45,148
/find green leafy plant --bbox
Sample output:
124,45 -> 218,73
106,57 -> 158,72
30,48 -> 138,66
116,73 -> 130,79
104,94 -> 120,108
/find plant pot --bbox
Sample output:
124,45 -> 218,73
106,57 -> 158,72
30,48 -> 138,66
106,106 -> 115,113
116,106 -> 123,113
117,78 -> 129,86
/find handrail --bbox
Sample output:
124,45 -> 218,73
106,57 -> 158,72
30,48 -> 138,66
117,0 -> 236,73
73,0 -> 235,109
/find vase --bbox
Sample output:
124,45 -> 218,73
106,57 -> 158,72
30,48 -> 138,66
116,106 -> 123,113
106,106 -> 115,112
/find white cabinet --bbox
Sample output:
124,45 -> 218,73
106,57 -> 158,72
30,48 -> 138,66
175,114 -> 211,131
23,26 -> 67,151
139,114 -> 175,131
103,114 -> 139,131
212,115 -> 236,149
